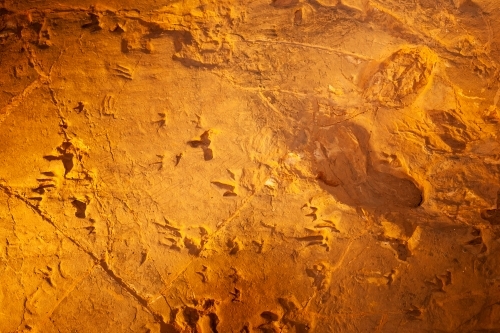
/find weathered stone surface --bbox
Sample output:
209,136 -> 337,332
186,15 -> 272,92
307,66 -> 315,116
1,0 -> 500,332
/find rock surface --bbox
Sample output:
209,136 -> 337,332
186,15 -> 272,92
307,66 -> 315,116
1,0 -> 500,332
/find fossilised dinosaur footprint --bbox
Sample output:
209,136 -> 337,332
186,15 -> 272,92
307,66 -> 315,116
43,141 -> 75,177
481,190 -> 500,225
314,123 -> 423,209
71,198 -> 88,219
160,298 -> 220,333
361,46 -> 437,107
81,13 -> 103,32
188,130 -> 215,161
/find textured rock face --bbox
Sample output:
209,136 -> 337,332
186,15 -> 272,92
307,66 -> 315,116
1,0 -> 500,332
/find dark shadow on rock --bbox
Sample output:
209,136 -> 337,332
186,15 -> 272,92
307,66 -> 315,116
314,122 -> 423,209
481,190 -> 500,225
